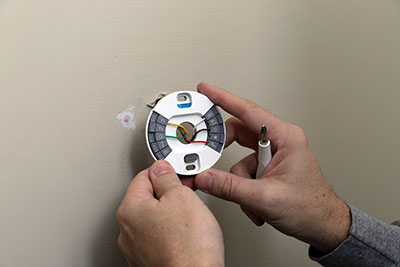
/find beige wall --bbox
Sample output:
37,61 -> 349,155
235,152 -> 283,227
1,1 -> 400,266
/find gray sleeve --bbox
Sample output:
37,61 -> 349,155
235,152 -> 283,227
309,204 -> 400,267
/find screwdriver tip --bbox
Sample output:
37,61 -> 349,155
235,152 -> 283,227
260,125 -> 267,143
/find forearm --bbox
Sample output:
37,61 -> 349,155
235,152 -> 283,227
309,204 -> 400,267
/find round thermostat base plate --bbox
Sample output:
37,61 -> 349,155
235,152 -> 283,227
145,91 -> 226,175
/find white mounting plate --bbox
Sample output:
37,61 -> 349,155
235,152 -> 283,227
145,91 -> 225,175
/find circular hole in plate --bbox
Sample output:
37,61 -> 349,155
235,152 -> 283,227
176,121 -> 195,144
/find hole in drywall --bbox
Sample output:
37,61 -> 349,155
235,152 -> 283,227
176,121 -> 195,144
186,164 -> 196,170
117,105 -> 136,130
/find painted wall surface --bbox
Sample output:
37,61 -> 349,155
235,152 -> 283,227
1,1 -> 400,266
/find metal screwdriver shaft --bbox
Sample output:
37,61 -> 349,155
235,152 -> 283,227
256,125 -> 272,179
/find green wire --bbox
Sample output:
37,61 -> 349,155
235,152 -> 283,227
178,127 -> 186,137
165,127 -> 187,140
165,135 -> 186,139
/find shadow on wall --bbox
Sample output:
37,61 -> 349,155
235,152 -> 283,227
128,125 -> 154,177
205,193 -> 274,267
90,206 -> 127,267
90,128 -> 152,267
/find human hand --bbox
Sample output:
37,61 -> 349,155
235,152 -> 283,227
117,160 -> 224,267
195,83 -> 351,253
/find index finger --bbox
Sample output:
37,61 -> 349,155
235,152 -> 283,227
124,169 -> 155,202
197,82 -> 283,134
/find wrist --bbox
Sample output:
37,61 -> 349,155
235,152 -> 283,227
311,197 -> 351,253
169,249 -> 224,267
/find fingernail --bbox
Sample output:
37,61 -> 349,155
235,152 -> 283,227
196,172 -> 212,192
151,161 -> 173,177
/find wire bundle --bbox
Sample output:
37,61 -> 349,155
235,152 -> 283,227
166,123 -> 208,144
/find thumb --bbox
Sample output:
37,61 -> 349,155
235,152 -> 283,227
149,160 -> 182,198
195,169 -> 260,207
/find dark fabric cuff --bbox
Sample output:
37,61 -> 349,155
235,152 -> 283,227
309,204 -> 400,267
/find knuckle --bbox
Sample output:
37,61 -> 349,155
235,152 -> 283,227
238,98 -> 258,116
116,205 -> 124,223
137,169 -> 147,176
116,204 -> 129,225
117,235 -> 124,250
244,99 -> 259,112
220,176 -> 233,200
291,125 -> 309,146
133,170 -> 148,183
117,235 -> 129,256
245,98 -> 257,107
218,174 -> 239,201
